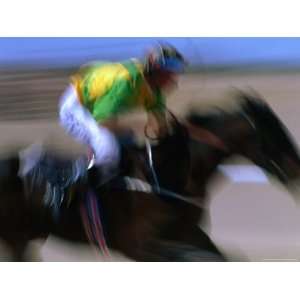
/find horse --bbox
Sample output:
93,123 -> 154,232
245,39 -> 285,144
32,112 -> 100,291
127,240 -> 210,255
1,91 -> 299,261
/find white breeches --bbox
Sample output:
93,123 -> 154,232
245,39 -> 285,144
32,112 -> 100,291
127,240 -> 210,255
58,85 -> 120,172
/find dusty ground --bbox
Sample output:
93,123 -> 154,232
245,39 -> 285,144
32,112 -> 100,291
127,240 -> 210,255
1,70 -> 300,261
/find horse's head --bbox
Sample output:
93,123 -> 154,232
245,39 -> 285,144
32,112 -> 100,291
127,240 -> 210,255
185,91 -> 300,195
234,91 -> 300,189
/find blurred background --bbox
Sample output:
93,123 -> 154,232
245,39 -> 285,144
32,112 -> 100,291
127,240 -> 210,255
1,37 -> 300,261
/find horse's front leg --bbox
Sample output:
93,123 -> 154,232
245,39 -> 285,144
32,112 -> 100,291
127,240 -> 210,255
8,241 -> 30,262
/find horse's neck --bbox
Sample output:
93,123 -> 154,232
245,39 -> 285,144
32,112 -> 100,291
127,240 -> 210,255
189,139 -> 230,185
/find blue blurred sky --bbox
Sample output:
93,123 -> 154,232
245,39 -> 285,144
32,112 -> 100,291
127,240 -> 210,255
1,37 -> 300,67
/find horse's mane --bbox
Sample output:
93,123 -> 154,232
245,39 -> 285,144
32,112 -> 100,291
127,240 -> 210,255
186,107 -> 228,129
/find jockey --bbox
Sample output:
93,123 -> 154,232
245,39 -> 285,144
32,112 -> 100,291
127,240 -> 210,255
59,42 -> 187,184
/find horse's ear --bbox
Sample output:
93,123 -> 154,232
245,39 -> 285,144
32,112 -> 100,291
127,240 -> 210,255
235,90 -> 253,113
236,89 -> 268,114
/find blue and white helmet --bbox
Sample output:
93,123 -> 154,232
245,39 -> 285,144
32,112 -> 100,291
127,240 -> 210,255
146,42 -> 187,73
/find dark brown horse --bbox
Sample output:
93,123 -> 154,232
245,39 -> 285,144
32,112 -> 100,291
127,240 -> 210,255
0,91 -> 299,261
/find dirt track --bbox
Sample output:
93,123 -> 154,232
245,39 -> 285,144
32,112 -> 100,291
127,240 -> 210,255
1,71 -> 300,261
